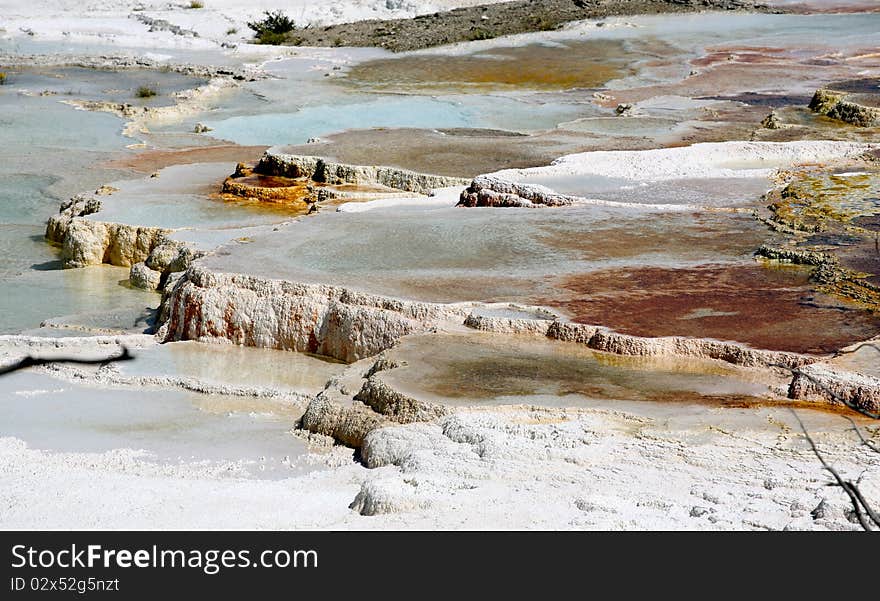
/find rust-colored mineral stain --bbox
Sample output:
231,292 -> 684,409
220,174 -> 319,205
540,264 -> 880,355
210,191 -> 310,217
344,39 -> 632,92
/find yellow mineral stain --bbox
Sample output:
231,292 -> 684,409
344,39 -> 634,92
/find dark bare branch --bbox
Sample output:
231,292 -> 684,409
842,415 -> 880,455
848,479 -> 880,528
0,346 -> 134,377
791,409 -> 878,531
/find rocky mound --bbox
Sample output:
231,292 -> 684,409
809,87 -> 880,127
280,0 -> 778,52
254,152 -> 468,195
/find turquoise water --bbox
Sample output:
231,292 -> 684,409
0,175 -> 61,278
0,224 -> 59,277
0,174 -> 59,227
0,266 -> 157,335
205,96 -> 478,146
191,12 -> 880,149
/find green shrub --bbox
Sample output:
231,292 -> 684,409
136,85 -> 158,98
255,31 -> 288,45
0,73 -> 6,85
226,27 -> 237,35
247,10 -> 296,44
188,1 -> 203,8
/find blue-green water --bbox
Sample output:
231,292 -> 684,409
205,96 -> 477,147
194,13 -> 880,148
0,175 -> 60,277
0,70 -> 200,334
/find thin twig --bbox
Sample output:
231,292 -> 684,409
842,414 -> 880,455
848,480 -> 880,528
791,409 -> 878,531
